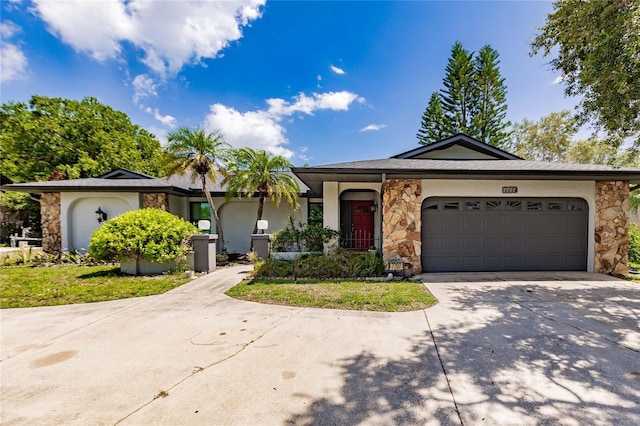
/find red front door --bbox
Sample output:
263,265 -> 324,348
351,201 -> 374,250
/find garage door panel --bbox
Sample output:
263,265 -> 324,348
421,197 -> 587,272
483,217 -> 503,232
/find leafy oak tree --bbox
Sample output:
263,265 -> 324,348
505,111 -> 638,167
417,42 -> 510,147
531,0 -> 640,144
0,95 -> 164,244
0,96 -> 164,182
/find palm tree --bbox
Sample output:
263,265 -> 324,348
224,148 -> 300,236
164,127 -> 232,253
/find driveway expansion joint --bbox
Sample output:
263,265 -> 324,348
423,310 -> 464,426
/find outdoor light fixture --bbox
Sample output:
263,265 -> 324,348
198,220 -> 211,232
257,220 -> 269,234
371,200 -> 378,213
95,207 -> 107,223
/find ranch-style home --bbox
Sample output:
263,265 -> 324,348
6,134 -> 640,275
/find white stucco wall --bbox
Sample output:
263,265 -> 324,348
218,199 -> 307,254
421,179 -> 596,272
168,194 -> 188,218
188,196 -> 306,254
61,192 -> 139,252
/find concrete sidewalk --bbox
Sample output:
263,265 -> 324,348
1,269 -> 639,425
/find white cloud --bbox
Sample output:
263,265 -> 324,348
266,91 -> 364,116
205,103 -> 292,158
360,123 -> 387,132
148,126 -> 169,145
204,90 -> 365,158
0,21 -> 28,82
132,73 -> 157,104
33,0 -> 265,77
330,65 -> 345,75
144,107 -> 176,127
552,75 -> 564,84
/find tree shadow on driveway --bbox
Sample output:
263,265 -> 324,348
430,281 -> 640,425
286,279 -> 639,425
286,334 -> 461,425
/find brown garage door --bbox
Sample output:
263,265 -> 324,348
421,197 -> 588,272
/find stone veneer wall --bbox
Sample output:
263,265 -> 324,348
141,193 -> 169,210
594,181 -> 629,276
40,192 -> 61,253
382,179 -> 422,273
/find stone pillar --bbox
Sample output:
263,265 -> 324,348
193,234 -> 218,273
141,193 -> 169,210
251,234 -> 271,260
382,179 -> 422,274
594,181 -> 629,276
40,192 -> 61,253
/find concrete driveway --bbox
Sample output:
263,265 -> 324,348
1,267 -> 639,425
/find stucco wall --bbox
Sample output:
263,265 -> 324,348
421,179 -> 597,272
61,192 -> 139,252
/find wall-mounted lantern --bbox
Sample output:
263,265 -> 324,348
257,220 -> 269,234
198,220 -> 211,233
371,200 -> 378,213
95,207 -> 107,223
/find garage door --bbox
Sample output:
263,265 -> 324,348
421,197 -> 588,272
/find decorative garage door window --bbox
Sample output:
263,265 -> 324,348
421,197 -> 588,272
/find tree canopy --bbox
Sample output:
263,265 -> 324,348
505,110 -> 638,167
223,147 -> 300,236
0,96 -> 164,182
417,42 -> 510,147
531,0 -> 640,144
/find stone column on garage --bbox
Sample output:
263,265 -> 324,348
141,193 -> 169,210
40,192 -> 61,253
594,181 -> 629,276
382,179 -> 422,274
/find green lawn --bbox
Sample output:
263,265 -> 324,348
225,279 -> 438,312
0,265 -> 191,308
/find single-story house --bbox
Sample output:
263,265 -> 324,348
6,134 -> 640,275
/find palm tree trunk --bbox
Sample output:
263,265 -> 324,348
202,176 -> 227,254
249,193 -> 266,252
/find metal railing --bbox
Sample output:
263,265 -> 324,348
341,230 -> 379,251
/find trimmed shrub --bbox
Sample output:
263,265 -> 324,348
254,249 -> 384,279
271,217 -> 340,252
629,222 -> 640,265
89,208 -> 198,264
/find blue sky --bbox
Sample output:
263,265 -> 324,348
1,0 -> 577,166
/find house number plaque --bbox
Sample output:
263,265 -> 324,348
502,186 -> 518,194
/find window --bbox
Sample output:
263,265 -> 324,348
190,202 -> 212,233
444,201 -> 459,210
486,200 -> 502,210
547,202 -> 563,211
465,201 -> 481,210
308,203 -> 323,226
424,200 -> 438,210
527,201 -> 542,210
506,200 -> 522,210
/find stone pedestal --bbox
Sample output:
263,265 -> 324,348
251,234 -> 271,260
193,234 -> 218,273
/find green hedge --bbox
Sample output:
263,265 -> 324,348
89,208 -> 198,264
629,222 -> 640,265
253,249 -> 384,279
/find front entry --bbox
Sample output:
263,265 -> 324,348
350,201 -> 374,250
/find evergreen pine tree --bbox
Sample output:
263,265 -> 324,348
416,41 -> 510,146
417,92 -> 447,145
441,42 -> 477,136
472,45 -> 510,147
